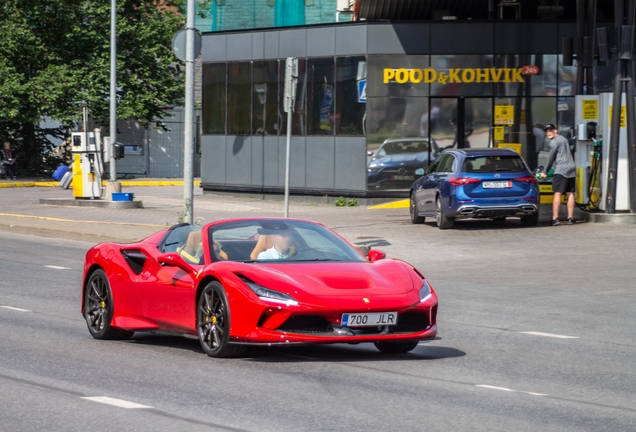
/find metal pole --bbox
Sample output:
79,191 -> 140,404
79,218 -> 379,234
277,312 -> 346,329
183,0 -> 196,225
109,0 -> 117,181
607,0 -> 625,213
284,110 -> 292,218
575,0 -> 586,95
625,0 -> 636,212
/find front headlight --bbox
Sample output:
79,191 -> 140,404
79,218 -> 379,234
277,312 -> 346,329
244,280 -> 299,306
419,279 -> 432,302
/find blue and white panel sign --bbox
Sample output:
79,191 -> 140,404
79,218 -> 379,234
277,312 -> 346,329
357,79 -> 367,103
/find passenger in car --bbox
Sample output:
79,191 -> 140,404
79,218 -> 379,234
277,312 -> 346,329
257,230 -> 294,260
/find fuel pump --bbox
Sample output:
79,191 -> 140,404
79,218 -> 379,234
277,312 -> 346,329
71,129 -> 104,199
574,95 -> 602,210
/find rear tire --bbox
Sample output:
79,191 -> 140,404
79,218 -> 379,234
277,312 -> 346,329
197,281 -> 245,358
436,197 -> 454,230
520,212 -> 539,227
84,269 -> 134,340
374,341 -> 419,353
410,193 -> 425,224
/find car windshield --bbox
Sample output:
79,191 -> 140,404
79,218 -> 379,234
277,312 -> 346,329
208,220 -> 367,263
462,155 -> 525,173
377,141 -> 428,156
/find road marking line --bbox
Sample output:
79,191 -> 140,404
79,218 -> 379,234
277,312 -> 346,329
81,396 -> 152,409
527,392 -> 548,396
45,265 -> 71,270
519,331 -> 580,339
1,306 -> 31,312
0,213 -> 164,228
476,385 -> 514,392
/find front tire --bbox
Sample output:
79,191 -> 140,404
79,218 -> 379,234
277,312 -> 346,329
436,196 -> 454,230
197,282 -> 245,358
374,341 -> 419,353
84,269 -> 134,340
410,193 -> 425,224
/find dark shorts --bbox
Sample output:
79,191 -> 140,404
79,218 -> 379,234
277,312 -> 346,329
552,174 -> 575,194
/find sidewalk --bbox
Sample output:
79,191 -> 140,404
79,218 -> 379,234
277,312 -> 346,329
0,182 -> 602,245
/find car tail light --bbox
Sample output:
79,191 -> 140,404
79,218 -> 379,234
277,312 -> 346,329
449,177 -> 481,186
514,176 -> 538,185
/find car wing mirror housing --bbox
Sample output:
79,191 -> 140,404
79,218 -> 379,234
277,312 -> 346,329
415,168 -> 425,176
367,249 -> 386,262
158,252 -> 197,277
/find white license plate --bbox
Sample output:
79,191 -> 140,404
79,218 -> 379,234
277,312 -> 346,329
392,175 -> 414,180
483,181 -> 512,188
342,312 -> 398,327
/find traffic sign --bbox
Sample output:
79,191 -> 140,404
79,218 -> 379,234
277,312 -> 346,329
357,79 -> 367,103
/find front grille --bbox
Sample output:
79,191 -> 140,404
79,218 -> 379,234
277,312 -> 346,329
394,312 -> 429,332
277,315 -> 333,334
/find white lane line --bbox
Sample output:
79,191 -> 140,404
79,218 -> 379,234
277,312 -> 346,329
45,265 -> 71,270
475,384 -> 514,392
476,385 -> 548,397
1,306 -> 31,312
519,331 -> 580,339
81,396 -> 152,409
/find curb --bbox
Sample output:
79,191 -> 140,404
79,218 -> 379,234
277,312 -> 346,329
0,180 -> 201,188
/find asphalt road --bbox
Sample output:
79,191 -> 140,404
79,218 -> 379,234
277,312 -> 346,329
1,217 -> 636,431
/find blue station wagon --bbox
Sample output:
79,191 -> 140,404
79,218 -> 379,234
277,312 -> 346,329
409,148 -> 539,229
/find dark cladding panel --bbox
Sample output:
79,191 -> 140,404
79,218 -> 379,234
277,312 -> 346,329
431,23 -> 493,54
263,136 -> 279,186
253,32 -> 265,60
264,31 -> 279,59
227,33 -> 253,61
392,24 -> 429,54
306,137 -> 335,189
495,23 -> 557,54
278,137 -> 307,188
558,23 -> 578,54
201,35 -> 227,62
336,25 -> 368,56
201,136 -> 226,184
226,136 -> 252,185
251,137 -> 264,186
368,24 -> 404,54
279,29 -> 307,58
335,137 -> 366,191
308,27 -> 335,57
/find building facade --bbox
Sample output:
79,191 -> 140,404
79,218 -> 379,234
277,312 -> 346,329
200,21 -> 613,197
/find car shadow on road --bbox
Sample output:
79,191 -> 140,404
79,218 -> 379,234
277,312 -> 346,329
423,219 -> 540,231
123,334 -> 466,362
245,343 -> 466,363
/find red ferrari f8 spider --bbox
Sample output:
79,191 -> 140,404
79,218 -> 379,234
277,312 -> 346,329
81,218 -> 438,357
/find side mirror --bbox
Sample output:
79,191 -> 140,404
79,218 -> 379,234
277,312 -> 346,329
158,252 -> 198,278
367,249 -> 386,262
367,151 -> 374,157
415,168 -> 425,176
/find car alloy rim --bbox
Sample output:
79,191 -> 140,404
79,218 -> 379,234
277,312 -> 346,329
410,196 -> 415,216
436,199 -> 441,220
86,274 -> 108,333
198,290 -> 225,352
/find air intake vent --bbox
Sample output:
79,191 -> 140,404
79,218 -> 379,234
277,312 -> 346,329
277,315 -> 333,334
121,250 -> 146,275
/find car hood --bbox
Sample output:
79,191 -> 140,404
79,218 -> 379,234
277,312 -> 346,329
236,260 -> 416,300
370,153 -> 429,166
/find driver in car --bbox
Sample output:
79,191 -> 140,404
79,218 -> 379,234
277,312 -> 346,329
257,229 -> 293,260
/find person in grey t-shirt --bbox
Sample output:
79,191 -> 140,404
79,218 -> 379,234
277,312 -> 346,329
540,124 -> 576,226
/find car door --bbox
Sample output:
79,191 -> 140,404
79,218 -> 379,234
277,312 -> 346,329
136,225 -> 201,331
437,154 -> 458,208
419,155 -> 448,214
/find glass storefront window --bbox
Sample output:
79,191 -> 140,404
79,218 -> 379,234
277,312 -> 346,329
494,54 -> 558,97
306,58 -> 336,135
335,56 -> 366,136
228,62 -> 252,135
494,97 -> 556,169
279,58 -> 306,135
367,55 -> 430,98
366,97 -> 429,149
202,63 -> 226,135
252,60 -> 280,135
430,55 -> 494,97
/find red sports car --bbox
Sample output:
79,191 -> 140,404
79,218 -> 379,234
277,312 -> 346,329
81,218 -> 438,357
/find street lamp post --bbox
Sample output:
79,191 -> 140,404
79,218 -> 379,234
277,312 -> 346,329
182,0 -> 195,224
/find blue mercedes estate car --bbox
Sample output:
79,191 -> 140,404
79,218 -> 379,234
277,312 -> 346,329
409,148 -> 539,229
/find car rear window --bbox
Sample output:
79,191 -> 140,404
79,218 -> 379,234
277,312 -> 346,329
462,156 -> 525,173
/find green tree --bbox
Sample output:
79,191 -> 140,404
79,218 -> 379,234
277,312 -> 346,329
0,0 -> 186,175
